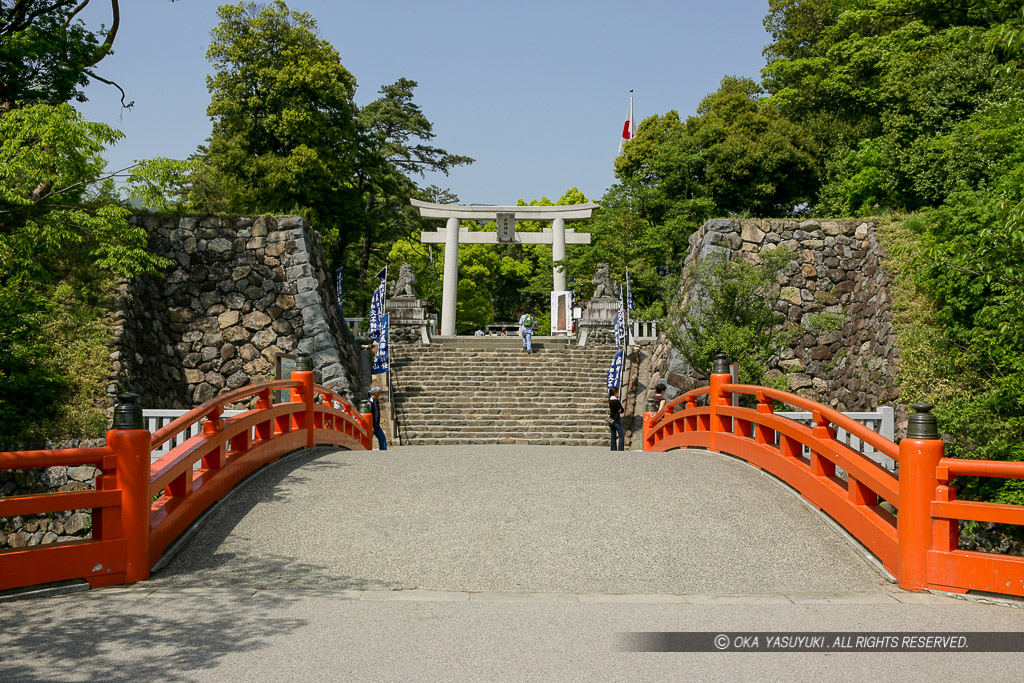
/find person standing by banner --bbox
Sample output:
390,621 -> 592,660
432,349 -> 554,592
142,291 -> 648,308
605,285 -> 627,449
368,386 -> 387,451
608,387 -> 625,451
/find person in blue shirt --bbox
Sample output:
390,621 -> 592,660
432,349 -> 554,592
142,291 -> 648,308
517,311 -> 535,354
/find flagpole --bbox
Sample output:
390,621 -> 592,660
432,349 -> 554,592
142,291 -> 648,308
624,267 -> 631,348
618,89 -> 635,155
618,286 -> 624,394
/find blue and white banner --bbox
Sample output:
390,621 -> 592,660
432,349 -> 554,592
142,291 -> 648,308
613,308 -> 624,350
614,288 -> 627,350
606,349 -> 624,389
372,315 -> 390,374
335,267 -> 344,316
368,266 -> 387,343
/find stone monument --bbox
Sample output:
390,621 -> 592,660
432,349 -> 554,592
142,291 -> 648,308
577,263 -> 620,346
386,264 -> 432,344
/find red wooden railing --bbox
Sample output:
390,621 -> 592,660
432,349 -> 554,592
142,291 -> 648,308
643,362 -> 1024,597
0,366 -> 371,591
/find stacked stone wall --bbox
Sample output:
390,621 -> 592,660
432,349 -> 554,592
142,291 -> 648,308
110,215 -> 364,409
0,446 -> 104,549
650,218 -> 900,419
2,215 -> 365,551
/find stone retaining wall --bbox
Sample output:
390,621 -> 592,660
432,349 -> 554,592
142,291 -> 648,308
649,218 -> 901,423
110,215 -> 364,409
3,215 -> 366,551
0,438 -> 104,549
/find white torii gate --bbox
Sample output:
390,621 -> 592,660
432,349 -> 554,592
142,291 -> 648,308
412,199 -> 598,337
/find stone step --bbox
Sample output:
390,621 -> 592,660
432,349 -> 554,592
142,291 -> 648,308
397,408 -> 608,414
392,339 -> 625,445
395,395 -> 607,401
395,364 -> 611,368
393,353 -> 610,357
397,423 -> 606,436
391,382 -> 606,387
399,436 -> 608,446
396,411 -> 607,418
397,405 -> 607,413
394,365 -> 610,372
393,368 -> 610,374
399,421 -> 610,431
395,374 -> 608,379
393,353 -> 613,358
395,359 -> 611,362
391,370 -> 606,376
393,387 -> 607,395
393,395 -> 606,401
394,359 -> 611,363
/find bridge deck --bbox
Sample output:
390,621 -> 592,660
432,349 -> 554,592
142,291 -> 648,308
5,446 -> 1024,681
148,445 -> 888,595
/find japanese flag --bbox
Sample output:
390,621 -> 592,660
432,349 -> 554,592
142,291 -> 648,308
618,91 -> 635,154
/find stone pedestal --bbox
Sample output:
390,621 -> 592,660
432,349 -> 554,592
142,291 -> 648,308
386,297 -> 432,344
576,298 -> 618,346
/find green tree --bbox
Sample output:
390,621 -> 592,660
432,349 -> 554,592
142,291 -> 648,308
0,103 -> 165,277
688,76 -> 819,216
614,110 -> 715,231
673,247 -> 795,386
347,78 -> 472,312
1,1 -> 178,108
200,1 -> 362,232
0,103 -> 169,443
563,182 -> 687,319
760,0 -> 1024,215
198,4 -> 471,317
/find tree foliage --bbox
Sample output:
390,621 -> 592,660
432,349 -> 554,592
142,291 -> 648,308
0,1 -> 177,108
0,3 -> 177,445
193,2 -> 472,317
200,0 -> 362,231
673,247 -> 795,386
751,0 -> 1024,502
346,77 -> 472,311
0,103 -> 169,445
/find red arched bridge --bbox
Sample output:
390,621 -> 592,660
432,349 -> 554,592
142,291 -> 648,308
2,354 -> 1023,598
0,362 -> 369,589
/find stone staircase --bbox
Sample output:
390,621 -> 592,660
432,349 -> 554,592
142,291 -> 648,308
389,337 -> 617,446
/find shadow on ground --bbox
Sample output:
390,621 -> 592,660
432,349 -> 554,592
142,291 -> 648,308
0,594 -> 304,682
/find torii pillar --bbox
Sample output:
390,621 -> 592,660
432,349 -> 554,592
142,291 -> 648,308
412,199 -> 598,336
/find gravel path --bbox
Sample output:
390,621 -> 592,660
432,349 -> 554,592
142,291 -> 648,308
149,445 -> 889,595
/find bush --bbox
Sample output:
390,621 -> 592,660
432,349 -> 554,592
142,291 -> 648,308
671,247 -> 796,386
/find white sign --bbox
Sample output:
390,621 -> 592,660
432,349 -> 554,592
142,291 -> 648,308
496,212 -> 516,242
550,290 -> 572,335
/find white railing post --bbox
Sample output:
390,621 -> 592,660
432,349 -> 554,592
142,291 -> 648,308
775,408 -> 897,471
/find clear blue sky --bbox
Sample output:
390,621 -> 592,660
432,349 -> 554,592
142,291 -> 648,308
76,0 -> 774,206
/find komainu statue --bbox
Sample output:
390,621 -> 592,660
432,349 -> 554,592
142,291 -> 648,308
591,263 -> 617,299
391,264 -> 417,298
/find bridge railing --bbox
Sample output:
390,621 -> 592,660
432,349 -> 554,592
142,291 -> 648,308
642,354 -> 1024,598
145,409 -> 244,461
0,355 -> 370,592
774,407 -> 896,470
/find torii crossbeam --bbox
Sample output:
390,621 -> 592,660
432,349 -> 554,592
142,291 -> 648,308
412,199 -> 598,336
